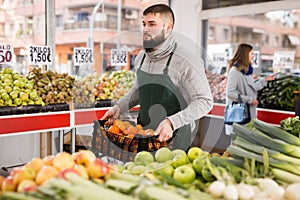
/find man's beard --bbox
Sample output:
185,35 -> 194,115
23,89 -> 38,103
143,30 -> 165,51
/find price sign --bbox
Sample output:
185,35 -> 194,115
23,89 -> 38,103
213,53 -> 227,67
0,44 -> 13,64
73,47 -> 94,66
272,51 -> 295,69
28,45 -> 52,65
111,49 -> 128,66
252,51 -> 260,68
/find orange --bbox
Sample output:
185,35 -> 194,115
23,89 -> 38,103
108,126 -> 120,134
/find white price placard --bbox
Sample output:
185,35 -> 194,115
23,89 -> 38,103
28,45 -> 52,65
252,51 -> 260,68
0,44 -> 13,64
111,49 -> 128,66
213,53 -> 227,67
272,51 -> 295,69
73,47 -> 94,66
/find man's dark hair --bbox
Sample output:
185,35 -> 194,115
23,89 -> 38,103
143,4 -> 175,26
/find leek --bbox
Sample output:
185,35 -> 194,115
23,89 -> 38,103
233,136 -> 300,166
252,119 -> 300,146
233,123 -> 300,158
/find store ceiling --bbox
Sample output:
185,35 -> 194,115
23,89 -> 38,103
202,0 -> 284,10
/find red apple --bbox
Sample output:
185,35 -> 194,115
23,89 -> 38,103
25,157 -> 45,173
53,152 -> 75,171
35,165 -> 59,185
2,176 -> 17,192
73,164 -> 89,179
17,179 -> 37,193
43,155 -> 55,166
58,168 -> 79,180
0,175 -> 5,190
86,158 -> 110,178
12,167 -> 36,186
72,150 -> 96,167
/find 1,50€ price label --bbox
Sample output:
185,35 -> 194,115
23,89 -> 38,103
73,47 -> 94,65
111,49 -> 128,66
0,44 -> 13,64
28,45 -> 52,65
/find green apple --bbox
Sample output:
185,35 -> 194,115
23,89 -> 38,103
9,90 -> 19,99
13,98 -> 22,106
155,162 -> 174,177
171,149 -> 190,168
13,79 -> 21,87
134,151 -> 154,166
25,83 -> 33,90
3,67 -> 13,74
29,91 -> 38,100
145,162 -> 159,173
20,92 -> 29,101
13,73 -> 21,80
1,92 -> 10,101
5,99 -> 12,106
5,85 -> 12,93
155,147 -> 172,163
173,164 -> 196,184
124,161 -> 136,171
187,147 -> 203,162
131,165 -> 146,175
192,155 -> 208,175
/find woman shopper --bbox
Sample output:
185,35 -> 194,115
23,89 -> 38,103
101,4 -> 213,151
225,43 -> 275,135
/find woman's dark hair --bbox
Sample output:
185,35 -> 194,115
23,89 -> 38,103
228,43 -> 253,73
143,4 -> 175,26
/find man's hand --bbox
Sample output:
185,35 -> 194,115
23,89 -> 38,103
100,105 -> 121,125
154,118 -> 174,142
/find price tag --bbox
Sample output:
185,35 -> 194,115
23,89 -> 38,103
272,51 -> 295,69
0,44 -> 13,64
73,47 -> 94,66
213,53 -> 227,67
28,45 -> 52,65
111,49 -> 128,66
252,51 -> 260,68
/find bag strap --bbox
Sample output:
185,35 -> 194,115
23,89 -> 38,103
237,94 -> 242,103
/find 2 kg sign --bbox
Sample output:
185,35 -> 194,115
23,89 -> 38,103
28,45 -> 52,65
73,47 -> 94,66
0,44 -> 13,64
111,49 -> 128,66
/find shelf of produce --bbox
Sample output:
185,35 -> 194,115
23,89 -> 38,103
207,103 -> 295,125
0,111 -> 71,136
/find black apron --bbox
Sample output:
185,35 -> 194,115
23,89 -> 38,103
137,44 -> 191,151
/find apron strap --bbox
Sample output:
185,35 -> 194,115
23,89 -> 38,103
139,54 -> 146,69
163,43 -> 177,74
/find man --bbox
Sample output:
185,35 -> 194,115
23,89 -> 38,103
101,4 -> 213,150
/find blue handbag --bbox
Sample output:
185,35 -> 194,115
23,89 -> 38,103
224,94 -> 250,125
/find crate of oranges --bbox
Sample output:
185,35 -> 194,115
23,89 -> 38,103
92,119 -> 170,155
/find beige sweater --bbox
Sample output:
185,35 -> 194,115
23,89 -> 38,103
117,33 -> 213,131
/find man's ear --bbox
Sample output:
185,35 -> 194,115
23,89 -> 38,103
165,23 -> 173,35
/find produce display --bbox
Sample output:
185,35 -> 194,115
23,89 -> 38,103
73,74 -> 99,108
1,117 -> 300,199
27,68 -> 75,105
258,74 -> 300,111
0,68 -> 44,107
94,70 -> 135,102
205,70 -> 227,103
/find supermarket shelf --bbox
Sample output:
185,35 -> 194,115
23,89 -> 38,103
0,111 -> 71,136
207,103 -> 295,125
